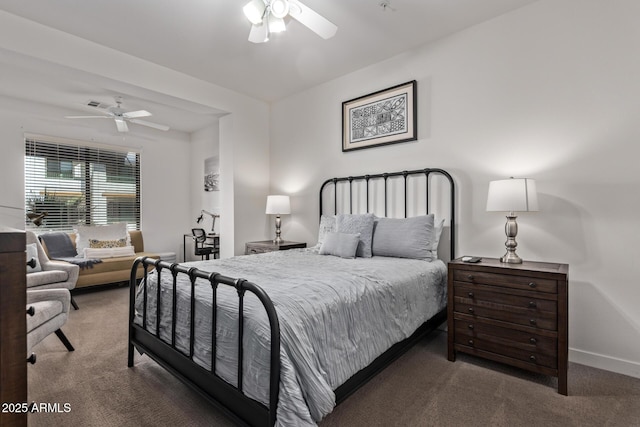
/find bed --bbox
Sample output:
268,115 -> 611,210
128,167 -> 455,426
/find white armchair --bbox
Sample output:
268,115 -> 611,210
26,288 -> 74,358
26,231 -> 80,310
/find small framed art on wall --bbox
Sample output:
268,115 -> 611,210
342,80 -> 417,152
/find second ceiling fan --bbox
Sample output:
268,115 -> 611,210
65,96 -> 170,133
243,0 -> 337,43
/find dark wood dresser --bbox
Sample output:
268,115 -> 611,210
447,257 -> 569,395
0,227 -> 27,426
244,240 -> 306,255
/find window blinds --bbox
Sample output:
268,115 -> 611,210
25,137 -> 140,231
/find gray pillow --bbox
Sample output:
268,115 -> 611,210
372,214 -> 435,260
319,232 -> 361,259
315,214 -> 336,248
336,213 -> 375,258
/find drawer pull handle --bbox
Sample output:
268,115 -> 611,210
27,306 -> 35,316
468,292 -> 474,298
468,339 -> 474,346
529,319 -> 537,325
528,301 -> 537,308
27,353 -> 37,365
530,337 -> 537,344
467,275 -> 474,281
468,324 -> 474,330
468,307 -> 475,314
27,257 -> 37,268
529,282 -> 536,288
530,355 -> 537,362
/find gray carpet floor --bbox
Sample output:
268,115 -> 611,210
28,285 -> 640,426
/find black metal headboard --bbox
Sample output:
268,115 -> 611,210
319,168 -> 455,260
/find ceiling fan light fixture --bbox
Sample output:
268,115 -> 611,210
248,22 -> 270,43
114,117 -> 128,133
243,0 -> 266,25
268,14 -> 286,33
270,0 -> 290,19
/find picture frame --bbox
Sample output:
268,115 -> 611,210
342,80 -> 417,152
204,156 -> 220,192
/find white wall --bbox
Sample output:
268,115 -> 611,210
270,0 -> 640,378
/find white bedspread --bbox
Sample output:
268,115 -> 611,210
134,248 -> 447,426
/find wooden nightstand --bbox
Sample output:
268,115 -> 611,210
244,240 -> 306,255
447,257 -> 569,395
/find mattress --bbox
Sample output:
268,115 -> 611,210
134,248 -> 447,426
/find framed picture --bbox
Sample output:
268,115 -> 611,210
342,80 -> 417,152
204,156 -> 220,192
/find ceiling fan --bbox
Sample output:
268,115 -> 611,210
243,0 -> 337,43
65,96 -> 170,133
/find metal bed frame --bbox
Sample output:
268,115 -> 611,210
128,167 -> 455,427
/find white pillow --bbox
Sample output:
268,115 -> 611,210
75,223 -> 130,256
431,218 -> 445,258
26,243 -> 42,273
315,214 -> 336,248
83,246 -> 136,259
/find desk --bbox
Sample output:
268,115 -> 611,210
183,233 -> 219,262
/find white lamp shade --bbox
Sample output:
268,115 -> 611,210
243,0 -> 266,25
267,14 -> 286,33
266,195 -> 291,215
486,178 -> 539,212
270,0 -> 290,19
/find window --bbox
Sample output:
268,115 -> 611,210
25,136 -> 140,231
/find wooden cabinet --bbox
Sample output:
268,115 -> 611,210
244,240 -> 306,255
0,228 -> 27,426
447,257 -> 569,395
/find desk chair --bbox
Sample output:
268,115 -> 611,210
192,228 -> 215,260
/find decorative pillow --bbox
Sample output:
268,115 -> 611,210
431,218 -> 445,258
372,214 -> 435,260
83,246 -> 136,259
336,213 -> 375,258
75,223 -> 130,255
26,243 -> 42,273
315,214 -> 336,248
319,232 -> 361,259
89,238 -> 127,249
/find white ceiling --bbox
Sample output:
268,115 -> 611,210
0,0 -> 539,134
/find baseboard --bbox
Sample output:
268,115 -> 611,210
569,348 -> 640,379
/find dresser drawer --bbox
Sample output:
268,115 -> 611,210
454,285 -> 557,313
454,335 -> 557,369
453,317 -> 557,356
454,295 -> 557,331
453,269 -> 557,294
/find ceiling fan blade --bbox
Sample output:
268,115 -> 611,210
248,23 -> 269,43
65,115 -> 111,119
114,118 -> 129,132
129,119 -> 170,131
288,0 -> 337,39
123,110 -> 151,119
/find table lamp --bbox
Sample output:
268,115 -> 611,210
266,195 -> 290,244
486,177 -> 539,264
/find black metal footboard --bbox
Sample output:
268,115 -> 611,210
127,257 -> 281,427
